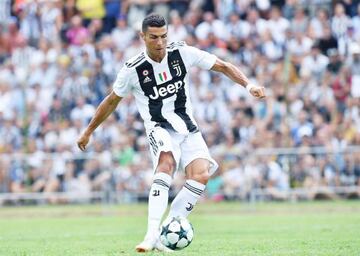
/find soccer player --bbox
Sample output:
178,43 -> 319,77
77,13 -> 265,252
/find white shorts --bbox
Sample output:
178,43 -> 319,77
147,127 -> 218,175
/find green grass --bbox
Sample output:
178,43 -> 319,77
0,201 -> 359,256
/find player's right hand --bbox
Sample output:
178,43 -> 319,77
77,132 -> 90,151
249,86 -> 266,99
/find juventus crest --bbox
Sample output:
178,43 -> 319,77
171,60 -> 182,77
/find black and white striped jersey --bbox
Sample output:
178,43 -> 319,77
113,41 -> 217,134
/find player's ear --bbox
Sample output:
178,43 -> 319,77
140,31 -> 145,41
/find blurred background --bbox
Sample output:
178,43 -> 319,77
0,0 -> 359,206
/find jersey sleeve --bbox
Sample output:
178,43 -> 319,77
112,65 -> 133,97
181,44 -> 217,70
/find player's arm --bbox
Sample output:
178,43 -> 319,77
211,58 -> 266,99
77,91 -> 122,151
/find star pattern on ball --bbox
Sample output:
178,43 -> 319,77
178,226 -> 188,240
161,223 -> 170,235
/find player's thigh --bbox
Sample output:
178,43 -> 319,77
147,127 -> 181,173
181,132 -> 218,178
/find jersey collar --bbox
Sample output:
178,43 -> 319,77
144,49 -> 168,65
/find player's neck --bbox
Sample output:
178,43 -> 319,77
146,50 -> 166,63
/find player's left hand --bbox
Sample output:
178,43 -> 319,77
249,86 -> 266,99
77,132 -> 91,151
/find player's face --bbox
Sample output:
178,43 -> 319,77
142,26 -> 168,62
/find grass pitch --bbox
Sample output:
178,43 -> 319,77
0,201 -> 359,256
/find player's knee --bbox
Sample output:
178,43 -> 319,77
157,160 -> 175,175
156,152 -> 175,175
190,169 -> 210,185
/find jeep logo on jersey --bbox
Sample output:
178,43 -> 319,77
149,80 -> 184,100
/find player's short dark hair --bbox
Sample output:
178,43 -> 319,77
142,13 -> 167,32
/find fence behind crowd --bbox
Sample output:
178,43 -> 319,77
0,145 -> 359,205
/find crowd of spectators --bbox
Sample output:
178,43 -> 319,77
0,0 -> 360,204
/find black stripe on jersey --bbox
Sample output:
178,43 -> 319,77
136,61 -> 175,131
149,143 -> 157,155
148,131 -> 158,155
149,138 -> 158,155
168,49 -> 198,133
125,53 -> 145,68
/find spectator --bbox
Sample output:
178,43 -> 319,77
111,15 -> 135,51
346,43 -> 360,98
326,48 -> 343,74
300,44 -> 329,79
66,15 -> 89,46
290,7 -> 309,34
0,159 -> 10,193
309,8 -> 330,39
331,2 -> 351,39
352,4 -> 360,41
0,0 -> 11,25
39,0 -> 63,45
76,0 -> 105,26
265,157 -> 289,200
267,5 -> 290,45
318,26 -> 338,56
167,11 -> 187,42
195,11 -> 229,42
103,0 -> 123,33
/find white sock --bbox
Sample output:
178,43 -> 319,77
145,172 -> 172,240
168,179 -> 206,218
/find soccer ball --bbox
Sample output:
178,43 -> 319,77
160,216 -> 194,250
